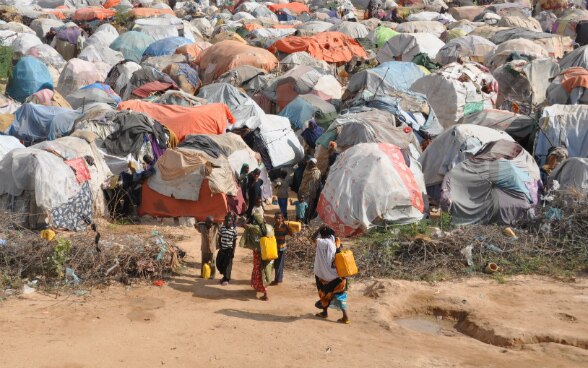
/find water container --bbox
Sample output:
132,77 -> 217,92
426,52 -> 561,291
287,221 -> 302,233
260,236 -> 278,261
201,262 -> 211,279
335,250 -> 358,278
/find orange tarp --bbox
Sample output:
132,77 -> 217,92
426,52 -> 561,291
267,3 -> 310,14
243,23 -> 263,32
118,100 -> 235,141
198,40 -> 278,84
130,8 -> 175,18
103,0 -> 121,9
73,7 -> 116,21
43,9 -> 66,20
560,67 -> 588,93
175,42 -> 212,63
139,179 -> 228,221
268,31 -> 367,63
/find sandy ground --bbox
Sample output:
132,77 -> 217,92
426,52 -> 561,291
1,226 -> 588,368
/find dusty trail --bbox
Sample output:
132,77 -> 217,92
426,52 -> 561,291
1,227 -> 587,368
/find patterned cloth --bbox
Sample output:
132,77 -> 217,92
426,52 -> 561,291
251,250 -> 266,293
316,276 -> 347,310
51,182 -> 92,231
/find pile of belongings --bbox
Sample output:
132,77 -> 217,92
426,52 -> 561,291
0,0 -> 585,235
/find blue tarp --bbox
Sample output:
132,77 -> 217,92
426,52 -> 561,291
6,57 -> 53,103
8,104 -> 82,145
110,31 -> 155,63
143,37 -> 193,57
279,97 -> 316,130
370,61 -> 425,91
81,83 -> 122,105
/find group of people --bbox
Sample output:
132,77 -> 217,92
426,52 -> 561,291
195,211 -> 350,324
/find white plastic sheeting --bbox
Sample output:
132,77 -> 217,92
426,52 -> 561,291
377,33 -> 445,62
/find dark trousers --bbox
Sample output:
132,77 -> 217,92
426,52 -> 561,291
202,251 -> 216,279
216,248 -> 234,282
278,198 -> 288,219
274,249 -> 286,283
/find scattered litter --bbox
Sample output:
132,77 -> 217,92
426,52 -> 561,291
153,280 -> 165,287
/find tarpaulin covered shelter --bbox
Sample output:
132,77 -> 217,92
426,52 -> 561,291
72,7 -> 116,21
198,40 -> 278,84
8,103 -> 82,145
487,38 -> 549,71
377,33 -> 445,62
547,67 -> 588,105
6,56 -> 53,103
535,105 -> 588,165
118,100 -> 234,141
110,31 -> 155,63
317,142 -> 426,236
344,61 -> 425,99
411,62 -> 497,128
441,139 -> 540,225
419,124 -> 514,200
56,58 -> 109,97
435,35 -> 496,65
558,45 -> 588,70
278,94 -> 337,130
366,26 -> 399,48
0,136 -> 24,161
267,2 -> 310,14
142,37 -> 193,58
269,31 -> 367,63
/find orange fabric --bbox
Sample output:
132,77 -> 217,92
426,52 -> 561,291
268,31 -> 367,63
243,23 -> 263,32
175,42 -> 211,63
130,8 -> 175,18
103,0 -> 121,8
198,40 -> 278,83
272,24 -> 296,29
118,100 -> 235,141
560,67 -> 588,93
43,9 -> 66,20
267,3 -> 310,14
139,179 -> 228,221
73,7 -> 116,21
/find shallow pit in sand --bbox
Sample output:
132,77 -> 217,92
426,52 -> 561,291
395,316 -> 461,337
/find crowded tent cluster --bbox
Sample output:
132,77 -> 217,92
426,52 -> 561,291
1,0 -> 588,239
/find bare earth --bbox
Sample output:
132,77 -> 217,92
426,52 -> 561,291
1,228 -> 587,368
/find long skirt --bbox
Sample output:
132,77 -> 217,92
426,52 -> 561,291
251,250 -> 271,293
315,276 -> 347,311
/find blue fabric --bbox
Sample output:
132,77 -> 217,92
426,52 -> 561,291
8,104 -> 82,145
143,37 -> 192,57
301,121 -> 324,149
371,61 -> 424,91
110,31 -> 155,63
293,201 -> 308,220
496,160 -> 532,202
6,57 -> 53,103
81,83 -> 122,104
278,198 -> 288,219
330,291 -> 347,311
279,97 -> 316,130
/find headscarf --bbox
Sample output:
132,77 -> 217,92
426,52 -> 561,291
301,120 -> 324,149
240,163 -> 249,174
253,214 -> 267,236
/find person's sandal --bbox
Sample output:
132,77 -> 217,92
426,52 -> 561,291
260,295 -> 269,301
315,312 -> 328,319
337,318 -> 350,324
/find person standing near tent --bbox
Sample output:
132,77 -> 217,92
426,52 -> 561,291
239,164 -> 249,204
299,158 -> 322,222
216,213 -> 238,286
241,214 -> 274,301
301,120 -> 324,156
246,168 -> 263,220
291,156 -> 308,194
274,170 -> 290,219
313,225 -> 349,324
271,212 -> 293,286
196,216 -> 219,279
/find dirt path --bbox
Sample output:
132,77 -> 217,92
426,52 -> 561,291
1,228 -> 588,368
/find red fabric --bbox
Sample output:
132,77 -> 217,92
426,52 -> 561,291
73,7 -> 116,21
132,81 -> 176,98
379,143 -> 424,213
139,179 -> 228,221
560,67 -> 588,93
118,100 -> 235,141
65,158 -> 91,184
250,250 -> 266,293
268,32 -> 367,63
267,3 -> 310,14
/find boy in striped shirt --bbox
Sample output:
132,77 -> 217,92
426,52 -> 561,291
216,213 -> 238,286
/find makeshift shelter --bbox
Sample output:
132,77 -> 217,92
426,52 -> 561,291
6,56 -> 53,103
103,61 -> 142,97
487,38 -> 549,71
0,136 -> 24,160
118,100 -> 235,141
278,94 -> 337,130
493,58 -> 560,115
547,67 -> 588,105
344,61 -> 425,99
269,31 -> 367,63
66,83 -> 121,110
117,65 -> 176,100
395,20 -> 446,38
8,103 -> 81,145
490,28 -> 572,59
366,26 -> 399,48
267,2 -> 310,14
550,158 -> 588,192
25,89 -> 71,109
411,62 -> 497,128
558,45 -> 588,70
56,58 -> 109,97
198,40 -> 278,84
458,109 -> 535,151
329,21 -> 369,39
435,35 -> 496,65
278,52 -> 332,73
85,23 -> 119,49
535,105 -> 588,165
377,33 -> 445,62
73,7 -> 116,21
317,142 -> 426,236
441,140 -> 540,225
110,31 -> 155,63
142,37 -> 193,58
25,44 -> 67,71
419,124 -> 514,201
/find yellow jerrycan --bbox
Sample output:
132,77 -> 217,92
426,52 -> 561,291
335,250 -> 358,278
286,221 -> 302,233
260,236 -> 278,261
201,262 -> 211,279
